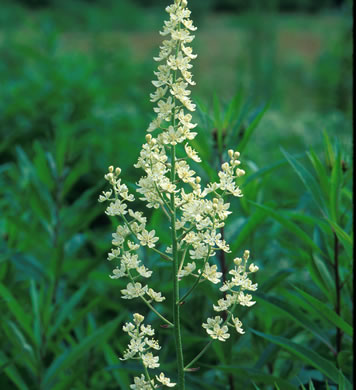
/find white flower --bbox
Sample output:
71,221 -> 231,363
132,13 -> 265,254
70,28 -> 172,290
130,375 -> 156,390
200,263 -> 222,284
202,316 -> 223,329
98,189 -> 112,202
177,262 -> 196,279
105,199 -> 127,216
213,295 -> 234,312
249,263 -> 259,273
232,316 -> 245,335
147,288 -> 166,302
121,282 -> 147,299
142,352 -> 160,369
238,291 -> 256,307
133,313 -> 145,324
137,230 -> 159,248
154,97 -> 175,121
137,265 -> 153,278
156,373 -> 176,387
110,265 -> 126,279
184,143 -> 201,162
202,316 -> 230,342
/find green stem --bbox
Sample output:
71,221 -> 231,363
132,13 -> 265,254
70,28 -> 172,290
143,363 -> 155,390
128,272 -> 173,327
184,301 -> 239,371
141,295 -> 174,327
178,247 -> 211,304
170,144 -> 185,390
184,340 -> 212,371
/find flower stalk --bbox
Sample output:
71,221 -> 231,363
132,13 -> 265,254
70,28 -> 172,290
98,1 -> 258,388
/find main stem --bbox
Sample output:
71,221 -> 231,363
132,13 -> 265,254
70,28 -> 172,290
170,145 -> 185,389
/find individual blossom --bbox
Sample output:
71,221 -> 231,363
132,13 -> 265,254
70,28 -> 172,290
231,315 -> 245,335
202,316 -> 230,342
200,263 -> 223,284
147,288 -> 166,302
177,262 -> 196,280
237,291 -> 256,307
137,230 -> 159,248
156,372 -> 176,387
121,282 -> 148,299
130,375 -> 156,390
142,352 -> 160,369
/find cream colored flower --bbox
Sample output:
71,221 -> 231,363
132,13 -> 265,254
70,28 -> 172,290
232,315 -> 245,335
121,282 -> 147,299
137,230 -> 159,248
156,373 -> 176,387
142,352 -> 160,369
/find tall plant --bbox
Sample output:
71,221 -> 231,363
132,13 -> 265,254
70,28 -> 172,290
99,0 -> 258,388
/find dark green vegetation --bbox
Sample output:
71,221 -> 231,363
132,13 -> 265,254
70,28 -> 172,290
0,0 -> 353,389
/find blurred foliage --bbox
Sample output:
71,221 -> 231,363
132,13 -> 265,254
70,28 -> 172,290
0,0 -> 353,389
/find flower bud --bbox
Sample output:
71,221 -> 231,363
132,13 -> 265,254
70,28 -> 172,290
249,263 -> 259,273
195,176 -> 201,184
243,250 -> 250,260
115,167 -> 121,176
236,168 -> 245,177
222,162 -> 229,171
108,165 -> 114,173
234,257 -> 242,265
146,134 -> 152,143
133,313 -> 144,324
228,149 -> 234,158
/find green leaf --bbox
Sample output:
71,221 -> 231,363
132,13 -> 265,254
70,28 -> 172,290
2,321 -> 37,373
244,154 -> 303,188
323,130 -> 335,169
282,149 -> 327,216
256,292 -> 335,352
292,286 -> 353,337
213,93 -> 223,153
308,253 -> 334,302
0,352 -> 29,390
250,329 -> 351,388
308,380 -> 316,389
237,103 -> 268,154
33,141 -> 55,190
0,283 -> 35,345
202,364 -> 297,390
329,151 -> 342,222
248,201 -> 322,254
260,269 -> 293,293
222,89 -> 244,129
30,280 -> 41,348
103,343 -> 131,388
307,149 -> 329,198
42,318 -> 120,389
326,219 -> 353,259
48,285 -> 88,340
229,208 -> 267,254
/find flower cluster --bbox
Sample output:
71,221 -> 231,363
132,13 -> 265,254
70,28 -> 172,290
99,166 -> 167,307
122,314 -> 176,388
202,250 -> 259,341
99,0 -> 259,386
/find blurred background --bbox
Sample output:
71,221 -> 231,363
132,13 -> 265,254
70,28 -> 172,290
0,0 -> 353,389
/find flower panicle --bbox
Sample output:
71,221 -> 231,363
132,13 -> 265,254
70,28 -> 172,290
99,0 -> 258,386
